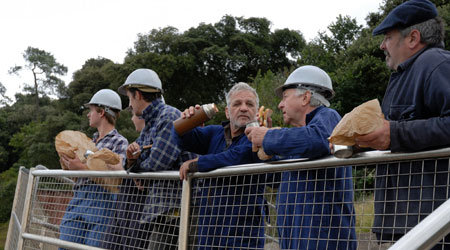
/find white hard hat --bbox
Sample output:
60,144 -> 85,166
118,68 -> 163,95
275,65 -> 335,106
85,89 -> 122,117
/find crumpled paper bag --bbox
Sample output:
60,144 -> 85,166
55,130 -> 122,193
55,130 -> 97,169
328,99 -> 385,146
87,148 -> 122,193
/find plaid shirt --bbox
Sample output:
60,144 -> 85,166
76,129 -> 128,188
93,129 -> 128,160
134,98 -> 195,223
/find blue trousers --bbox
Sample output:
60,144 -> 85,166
59,183 -> 116,248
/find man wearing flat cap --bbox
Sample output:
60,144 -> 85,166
355,0 -> 450,248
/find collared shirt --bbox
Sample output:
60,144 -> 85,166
262,106 -> 357,250
93,129 -> 128,160
382,46 -> 450,152
134,98 -> 194,172
133,98 -> 196,223
178,121 -> 258,172
176,121 -> 266,249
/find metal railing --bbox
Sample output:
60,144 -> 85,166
5,147 -> 450,250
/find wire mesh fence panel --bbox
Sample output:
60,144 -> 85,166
189,167 -> 356,250
5,167 -> 29,250
22,171 -> 182,250
9,149 -> 450,250
188,174 -> 269,249
188,156 -> 450,250
106,177 -> 183,250
366,158 -> 450,250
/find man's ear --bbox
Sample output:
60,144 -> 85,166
408,29 -> 422,49
302,91 -> 312,106
225,106 -> 230,120
135,90 -> 143,101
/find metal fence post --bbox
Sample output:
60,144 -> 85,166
16,167 -> 36,250
178,177 -> 192,250
5,167 -> 25,250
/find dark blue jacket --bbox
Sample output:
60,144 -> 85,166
382,47 -> 450,152
177,123 -> 266,249
263,106 -> 357,250
374,46 -> 450,236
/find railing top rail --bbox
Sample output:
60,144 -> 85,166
29,147 -> 450,179
30,169 -> 181,179
192,147 -> 450,178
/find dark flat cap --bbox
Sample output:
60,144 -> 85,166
373,0 -> 438,36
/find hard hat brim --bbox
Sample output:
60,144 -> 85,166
274,83 -> 334,107
118,84 -> 162,96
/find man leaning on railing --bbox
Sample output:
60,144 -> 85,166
177,82 -> 267,249
58,89 -> 128,248
113,68 -> 196,250
355,0 -> 450,248
246,65 -> 357,250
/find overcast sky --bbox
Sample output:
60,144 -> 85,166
0,0 -> 383,100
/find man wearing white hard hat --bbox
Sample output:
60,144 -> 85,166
59,89 -> 128,247
113,68 -> 195,250
246,65 -> 356,249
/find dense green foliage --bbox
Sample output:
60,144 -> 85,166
1,0 -> 449,224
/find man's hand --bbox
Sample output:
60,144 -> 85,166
181,105 -> 201,119
60,153 -> 87,170
355,119 -> 391,150
127,142 -> 141,159
179,158 -> 199,180
245,126 -> 269,148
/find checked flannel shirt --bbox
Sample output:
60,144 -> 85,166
93,129 -> 128,160
132,98 -> 195,223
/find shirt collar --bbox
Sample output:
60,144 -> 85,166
397,46 -> 429,72
221,121 -> 244,147
142,98 -> 165,123
306,106 -> 323,125
93,128 -> 118,143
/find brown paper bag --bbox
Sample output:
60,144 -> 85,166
87,148 -> 122,193
55,130 -> 97,169
55,130 -> 122,193
329,99 -> 384,146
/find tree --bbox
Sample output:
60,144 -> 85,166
318,15 -> 362,54
65,57 -> 115,114
125,15 -> 306,107
0,82 -> 12,106
9,47 -> 67,120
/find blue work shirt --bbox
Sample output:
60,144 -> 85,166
263,106 -> 357,250
176,122 -> 266,249
133,98 -> 195,223
374,46 -> 450,236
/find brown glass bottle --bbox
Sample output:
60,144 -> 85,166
173,103 -> 219,136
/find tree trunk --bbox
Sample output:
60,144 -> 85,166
32,69 -> 40,121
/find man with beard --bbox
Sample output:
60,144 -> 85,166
177,82 -> 266,249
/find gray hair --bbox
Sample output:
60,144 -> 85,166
295,88 -> 325,107
400,17 -> 445,47
225,82 -> 260,108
